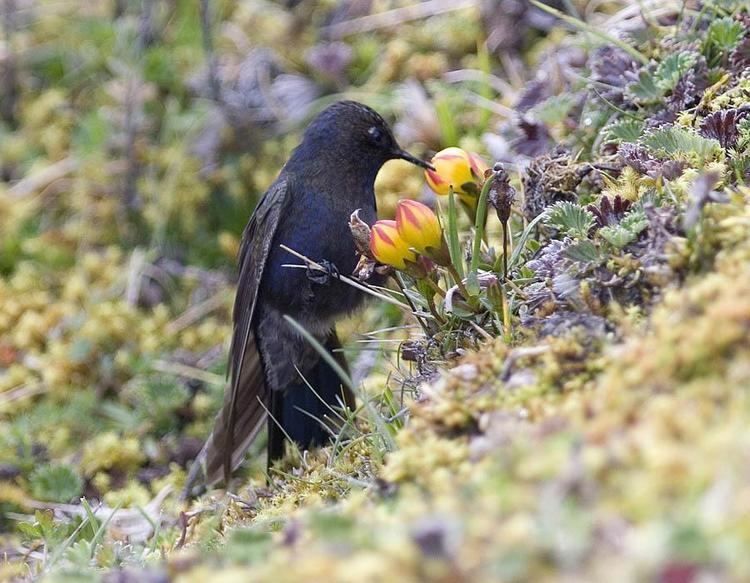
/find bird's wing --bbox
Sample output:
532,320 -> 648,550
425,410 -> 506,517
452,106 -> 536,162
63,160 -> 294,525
186,177 -> 289,492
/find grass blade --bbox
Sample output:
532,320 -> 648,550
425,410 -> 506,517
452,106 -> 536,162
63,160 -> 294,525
508,212 -> 547,272
283,315 -> 397,452
446,189 -> 464,278
89,502 -> 123,557
283,317 -> 354,391
470,175 -> 494,273
80,498 -> 99,539
435,96 -> 457,145
530,0 -> 648,64
46,514 -> 93,570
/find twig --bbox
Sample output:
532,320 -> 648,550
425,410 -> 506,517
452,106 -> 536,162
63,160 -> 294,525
468,320 -> 493,342
152,360 -> 225,385
465,92 -> 517,118
324,0 -> 479,39
166,291 -> 229,334
0,382 -> 47,404
8,158 -> 78,198
199,0 -> 223,107
122,0 -> 157,219
176,511 -> 191,549
125,248 -> 147,306
137,0 -> 158,49
279,244 -> 412,312
500,345 -> 550,381
122,74 -> 141,214
442,69 -> 515,95
1,0 -> 19,126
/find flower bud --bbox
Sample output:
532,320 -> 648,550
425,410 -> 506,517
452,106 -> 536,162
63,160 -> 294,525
349,209 -> 373,257
369,220 -> 416,270
395,200 -> 442,255
424,147 -> 489,208
487,164 -> 516,225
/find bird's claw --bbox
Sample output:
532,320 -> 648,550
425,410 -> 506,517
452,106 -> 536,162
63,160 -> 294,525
307,260 -> 339,285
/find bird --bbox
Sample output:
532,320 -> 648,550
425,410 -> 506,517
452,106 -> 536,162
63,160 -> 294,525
184,100 -> 432,494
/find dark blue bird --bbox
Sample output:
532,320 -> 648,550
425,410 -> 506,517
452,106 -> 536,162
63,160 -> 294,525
186,100 -> 432,491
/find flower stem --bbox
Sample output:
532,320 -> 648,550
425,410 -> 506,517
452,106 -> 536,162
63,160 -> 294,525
423,276 -> 446,298
501,283 -> 512,344
446,264 -> 470,300
392,275 -> 433,336
425,293 -> 445,325
446,188 -> 464,279
502,220 -> 509,280
471,174 -> 495,274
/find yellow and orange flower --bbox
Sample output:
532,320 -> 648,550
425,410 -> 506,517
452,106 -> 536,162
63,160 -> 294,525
395,200 -> 442,255
424,147 -> 489,208
369,220 -> 416,270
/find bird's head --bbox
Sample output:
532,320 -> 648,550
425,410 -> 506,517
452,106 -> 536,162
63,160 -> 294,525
289,100 -> 433,184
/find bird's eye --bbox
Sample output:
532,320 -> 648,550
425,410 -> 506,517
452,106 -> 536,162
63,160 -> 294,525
368,126 -> 388,147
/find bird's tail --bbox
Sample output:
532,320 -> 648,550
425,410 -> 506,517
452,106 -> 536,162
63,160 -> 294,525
182,336 -> 267,498
182,332 -> 355,498
267,331 -> 356,464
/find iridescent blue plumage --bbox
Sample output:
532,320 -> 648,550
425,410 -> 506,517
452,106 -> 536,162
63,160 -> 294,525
185,100 -> 431,493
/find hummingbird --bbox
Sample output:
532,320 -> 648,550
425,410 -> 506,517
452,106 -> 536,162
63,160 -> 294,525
185,100 -> 432,492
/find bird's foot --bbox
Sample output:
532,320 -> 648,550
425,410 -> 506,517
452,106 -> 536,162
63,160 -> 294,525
307,260 -> 339,285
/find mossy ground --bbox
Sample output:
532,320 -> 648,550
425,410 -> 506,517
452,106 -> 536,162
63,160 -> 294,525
2,1 -> 750,581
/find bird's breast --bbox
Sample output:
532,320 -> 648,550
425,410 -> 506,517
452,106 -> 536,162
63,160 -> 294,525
260,194 -> 377,323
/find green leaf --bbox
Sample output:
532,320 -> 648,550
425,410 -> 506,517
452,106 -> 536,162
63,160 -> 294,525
465,270 -> 481,296
73,110 -> 112,156
529,94 -> 577,125
627,69 -> 663,103
603,118 -> 645,143
564,240 -> 602,263
29,464 -> 84,503
599,225 -> 634,248
640,127 -> 723,165
544,201 -> 596,239
655,52 -> 698,92
620,208 -> 649,234
80,497 -> 100,540
706,16 -> 746,53
87,501 -> 122,558
17,521 -> 42,541
381,387 -> 403,430
598,208 -> 648,248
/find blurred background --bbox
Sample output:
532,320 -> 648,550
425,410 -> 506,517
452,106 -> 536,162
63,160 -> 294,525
5,0 -> 750,580
0,0 -> 568,513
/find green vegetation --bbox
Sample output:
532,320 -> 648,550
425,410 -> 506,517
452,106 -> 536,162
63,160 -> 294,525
2,0 -> 750,581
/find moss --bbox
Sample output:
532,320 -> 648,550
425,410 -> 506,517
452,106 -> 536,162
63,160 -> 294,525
81,433 -> 145,477
167,26 -> 750,576
4,0 -> 750,580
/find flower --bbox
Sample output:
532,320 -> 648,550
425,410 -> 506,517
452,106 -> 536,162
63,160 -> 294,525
369,220 -> 416,270
424,147 -> 489,207
395,200 -> 443,255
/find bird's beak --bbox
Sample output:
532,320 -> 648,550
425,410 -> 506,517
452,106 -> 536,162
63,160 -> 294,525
395,149 -> 435,171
